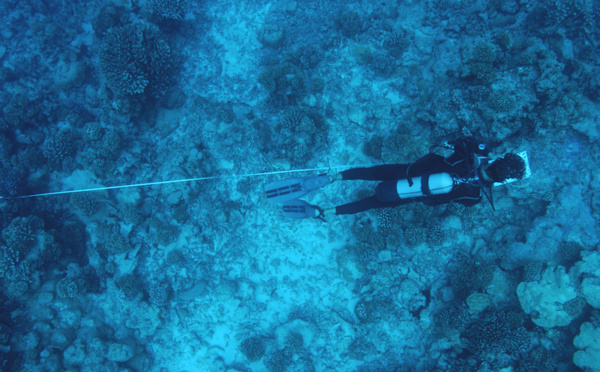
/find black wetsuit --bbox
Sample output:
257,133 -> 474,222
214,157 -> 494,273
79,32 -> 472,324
335,138 -> 492,215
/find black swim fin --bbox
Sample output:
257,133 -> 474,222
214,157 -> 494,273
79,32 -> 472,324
281,200 -> 324,220
265,175 -> 330,204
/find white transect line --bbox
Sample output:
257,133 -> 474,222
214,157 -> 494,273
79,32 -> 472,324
2,164 -> 381,199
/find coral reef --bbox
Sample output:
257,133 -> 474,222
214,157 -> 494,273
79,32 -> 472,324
0,0 -> 597,370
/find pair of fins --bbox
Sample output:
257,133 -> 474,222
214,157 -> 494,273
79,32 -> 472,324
265,175 -> 330,219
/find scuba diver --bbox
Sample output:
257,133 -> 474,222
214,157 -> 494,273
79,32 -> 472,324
265,138 -> 528,220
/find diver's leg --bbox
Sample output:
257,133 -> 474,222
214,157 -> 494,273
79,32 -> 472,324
330,195 -> 413,215
339,164 -> 409,181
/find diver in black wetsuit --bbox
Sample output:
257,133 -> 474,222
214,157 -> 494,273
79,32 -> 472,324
265,138 -> 528,219
318,138 -> 527,217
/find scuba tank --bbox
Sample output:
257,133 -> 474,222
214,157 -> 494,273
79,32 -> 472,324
376,173 -> 455,202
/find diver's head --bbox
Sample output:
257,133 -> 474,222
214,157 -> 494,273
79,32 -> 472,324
484,153 -> 526,183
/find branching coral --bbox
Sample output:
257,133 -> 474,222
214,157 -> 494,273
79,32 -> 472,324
2,216 -> 43,258
462,310 -> 532,355
3,94 -> 39,129
0,166 -> 26,197
150,0 -> 187,21
70,193 -> 99,217
56,277 -> 88,298
466,41 -> 499,85
149,280 -> 171,306
239,337 -> 264,361
104,224 -> 131,255
99,22 -> 175,99
42,130 -> 78,166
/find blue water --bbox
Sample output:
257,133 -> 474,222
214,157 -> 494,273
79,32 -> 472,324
0,0 -> 599,371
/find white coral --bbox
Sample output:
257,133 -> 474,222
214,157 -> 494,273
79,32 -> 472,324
578,251 -> 600,309
516,265 -> 577,328
573,322 -> 600,372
